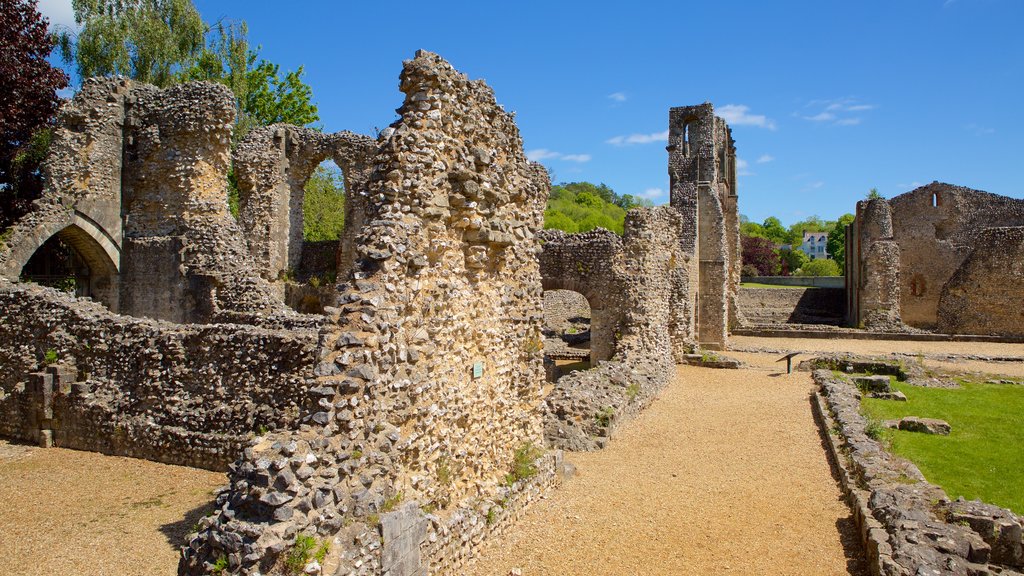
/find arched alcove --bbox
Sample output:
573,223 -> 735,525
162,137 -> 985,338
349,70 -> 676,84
19,223 -> 120,311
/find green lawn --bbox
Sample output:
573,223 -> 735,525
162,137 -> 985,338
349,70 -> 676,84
862,380 -> 1024,515
739,282 -> 814,289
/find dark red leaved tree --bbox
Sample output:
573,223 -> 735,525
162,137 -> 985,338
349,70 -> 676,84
0,0 -> 69,227
741,235 -> 781,276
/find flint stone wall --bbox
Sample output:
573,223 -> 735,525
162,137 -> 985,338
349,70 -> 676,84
852,183 -> 1024,334
937,226 -> 1024,336
180,51 -> 554,576
0,77 -> 302,324
668,103 -> 741,350
541,207 -> 689,451
233,126 -> 376,283
0,280 -> 321,471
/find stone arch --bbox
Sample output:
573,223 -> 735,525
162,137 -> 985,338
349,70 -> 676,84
6,213 -> 120,310
233,126 -> 376,282
540,278 -> 614,364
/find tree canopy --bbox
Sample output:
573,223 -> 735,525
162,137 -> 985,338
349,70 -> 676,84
58,0 -> 205,88
1,0 -> 69,228
543,181 -> 652,235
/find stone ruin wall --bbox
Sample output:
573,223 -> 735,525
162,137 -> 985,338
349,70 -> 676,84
233,125 -> 377,286
851,183 -> 1024,334
0,279 -> 322,471
937,226 -> 1024,336
0,77 -> 306,325
667,103 -> 741,350
180,51 -> 558,576
540,207 -> 691,451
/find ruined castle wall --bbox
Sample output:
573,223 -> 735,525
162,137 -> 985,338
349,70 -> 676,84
0,78 -> 128,311
233,126 -> 376,282
181,51 -> 553,576
887,184 -> 1024,329
0,280 -> 321,471
538,228 -> 623,363
667,103 -> 738,350
852,183 -> 1024,333
542,207 -> 688,451
937,227 -> 1024,336
119,82 -> 290,323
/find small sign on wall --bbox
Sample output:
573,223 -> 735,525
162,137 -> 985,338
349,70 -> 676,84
472,361 -> 484,379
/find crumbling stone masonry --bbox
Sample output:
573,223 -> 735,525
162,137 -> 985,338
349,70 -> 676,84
0,77 -> 294,324
667,103 -> 742,350
0,278 -> 322,470
180,51 -> 559,575
814,368 -> 1024,574
233,125 -> 376,285
540,207 -> 691,451
847,183 -> 1024,334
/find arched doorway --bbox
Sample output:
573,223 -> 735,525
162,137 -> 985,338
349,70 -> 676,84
18,222 -> 120,311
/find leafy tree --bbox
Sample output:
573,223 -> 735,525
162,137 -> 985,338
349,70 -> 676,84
302,164 -> 344,241
797,258 -> 841,277
787,215 -> 829,246
866,187 -> 883,200
543,182 -> 638,235
1,0 -> 69,228
778,248 -> 809,276
57,0 -> 205,88
739,215 -> 766,239
826,213 -> 855,270
760,216 -> 790,245
741,236 -> 780,276
179,20 -> 318,142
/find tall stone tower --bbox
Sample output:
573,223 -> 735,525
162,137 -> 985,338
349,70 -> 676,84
667,103 -> 741,350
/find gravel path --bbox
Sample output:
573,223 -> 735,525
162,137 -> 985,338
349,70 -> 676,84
0,441 -> 223,576
466,354 -> 867,576
732,336 -> 1024,378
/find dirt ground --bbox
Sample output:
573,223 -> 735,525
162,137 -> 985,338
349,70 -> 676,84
0,441 -> 224,576
732,335 -> 1024,378
1,337 -> 1018,575
465,352 -> 868,576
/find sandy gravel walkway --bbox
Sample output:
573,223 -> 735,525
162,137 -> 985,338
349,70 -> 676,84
0,441 -> 223,576
732,336 -> 1024,378
466,354 -> 867,576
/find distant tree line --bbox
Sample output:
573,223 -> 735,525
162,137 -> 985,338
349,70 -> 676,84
543,181 -> 652,235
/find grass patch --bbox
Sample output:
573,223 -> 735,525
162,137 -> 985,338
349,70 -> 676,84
861,380 -> 1024,514
283,534 -> 330,575
504,443 -> 543,486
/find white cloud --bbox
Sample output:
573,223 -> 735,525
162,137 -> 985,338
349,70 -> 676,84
802,180 -> 825,191
605,130 -> 669,146
717,104 -> 777,130
639,188 -> 665,200
37,0 -> 77,30
799,98 -> 874,126
756,154 -> 775,164
525,149 -> 591,163
736,158 -> 754,176
608,92 -> 627,102
526,149 -> 560,161
965,123 -> 995,136
561,154 -> 591,163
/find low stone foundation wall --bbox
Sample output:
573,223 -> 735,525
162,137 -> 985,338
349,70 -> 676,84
0,280 -> 321,470
812,368 -> 1024,575
738,287 -> 844,325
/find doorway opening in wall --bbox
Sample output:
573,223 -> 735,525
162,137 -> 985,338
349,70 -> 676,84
284,159 -> 346,314
542,289 -> 593,380
21,236 -> 89,296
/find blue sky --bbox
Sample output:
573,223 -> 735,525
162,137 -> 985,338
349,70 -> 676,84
38,0 -> 1024,226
